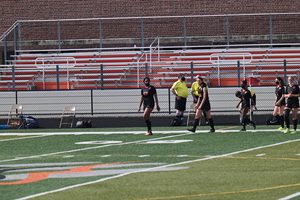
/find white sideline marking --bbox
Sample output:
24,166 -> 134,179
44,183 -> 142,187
278,192 -> 300,200
0,129 -> 295,136
16,135 -> 300,200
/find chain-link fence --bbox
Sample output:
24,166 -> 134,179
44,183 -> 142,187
0,85 -> 283,119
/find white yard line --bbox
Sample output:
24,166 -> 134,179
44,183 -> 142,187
14,131 -> 300,200
0,129 -> 291,136
0,135 -> 47,142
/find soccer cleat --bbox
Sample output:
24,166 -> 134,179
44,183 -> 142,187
239,129 -> 246,132
284,128 -> 290,134
277,127 -> 285,130
187,128 -> 195,133
145,131 -> 153,136
209,129 -> 215,133
291,130 -> 297,134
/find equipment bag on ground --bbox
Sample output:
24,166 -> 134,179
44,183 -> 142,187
76,119 -> 92,128
23,116 -> 39,128
171,118 -> 181,126
266,116 -> 280,125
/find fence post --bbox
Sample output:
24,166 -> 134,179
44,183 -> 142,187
91,89 -> 94,116
269,14 -> 273,45
57,21 -> 61,52
12,65 -> 15,90
99,19 -> 102,50
145,63 -> 148,78
190,62 -> 194,85
56,65 -> 60,90
284,59 -> 287,83
237,60 -> 240,87
168,87 -> 171,114
15,91 -> 18,104
4,34 -> 7,65
226,15 -> 230,49
100,64 -> 104,89
183,17 -> 187,47
140,18 -> 144,48
17,22 -> 22,51
14,27 -> 17,56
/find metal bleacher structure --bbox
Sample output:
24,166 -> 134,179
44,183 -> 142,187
1,13 -> 300,91
1,45 -> 300,91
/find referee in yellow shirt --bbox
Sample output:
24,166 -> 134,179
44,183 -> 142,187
170,73 -> 188,126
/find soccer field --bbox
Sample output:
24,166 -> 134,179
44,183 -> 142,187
0,126 -> 300,200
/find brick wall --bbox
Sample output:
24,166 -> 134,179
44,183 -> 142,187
1,0 -> 300,35
1,0 -> 300,56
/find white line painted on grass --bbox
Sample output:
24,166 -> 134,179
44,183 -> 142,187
0,131 -> 196,163
1,129 -> 296,136
16,136 -> 300,200
100,155 -> 111,158
0,135 -> 47,142
278,192 -> 300,200
138,155 -> 150,157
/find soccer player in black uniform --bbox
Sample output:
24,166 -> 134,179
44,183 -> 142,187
187,76 -> 215,133
279,76 -> 299,134
239,80 -> 256,131
273,77 -> 285,130
138,77 -> 160,136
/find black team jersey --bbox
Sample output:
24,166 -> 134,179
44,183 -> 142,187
241,88 -> 251,108
275,85 -> 286,106
141,85 -> 157,106
286,84 -> 300,106
198,82 -> 211,110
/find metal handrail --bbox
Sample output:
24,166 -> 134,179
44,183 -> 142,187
0,21 -> 19,42
34,57 -> 76,90
12,42 -> 300,55
2,12 -> 300,44
149,36 -> 160,68
12,12 -> 300,23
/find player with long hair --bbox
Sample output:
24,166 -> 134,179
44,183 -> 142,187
276,76 -> 299,134
239,80 -> 256,131
273,77 -> 285,129
187,76 -> 215,133
138,77 -> 160,135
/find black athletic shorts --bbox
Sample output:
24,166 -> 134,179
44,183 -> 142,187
143,100 -> 155,110
286,98 -> 299,109
200,101 -> 211,111
175,97 -> 186,111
